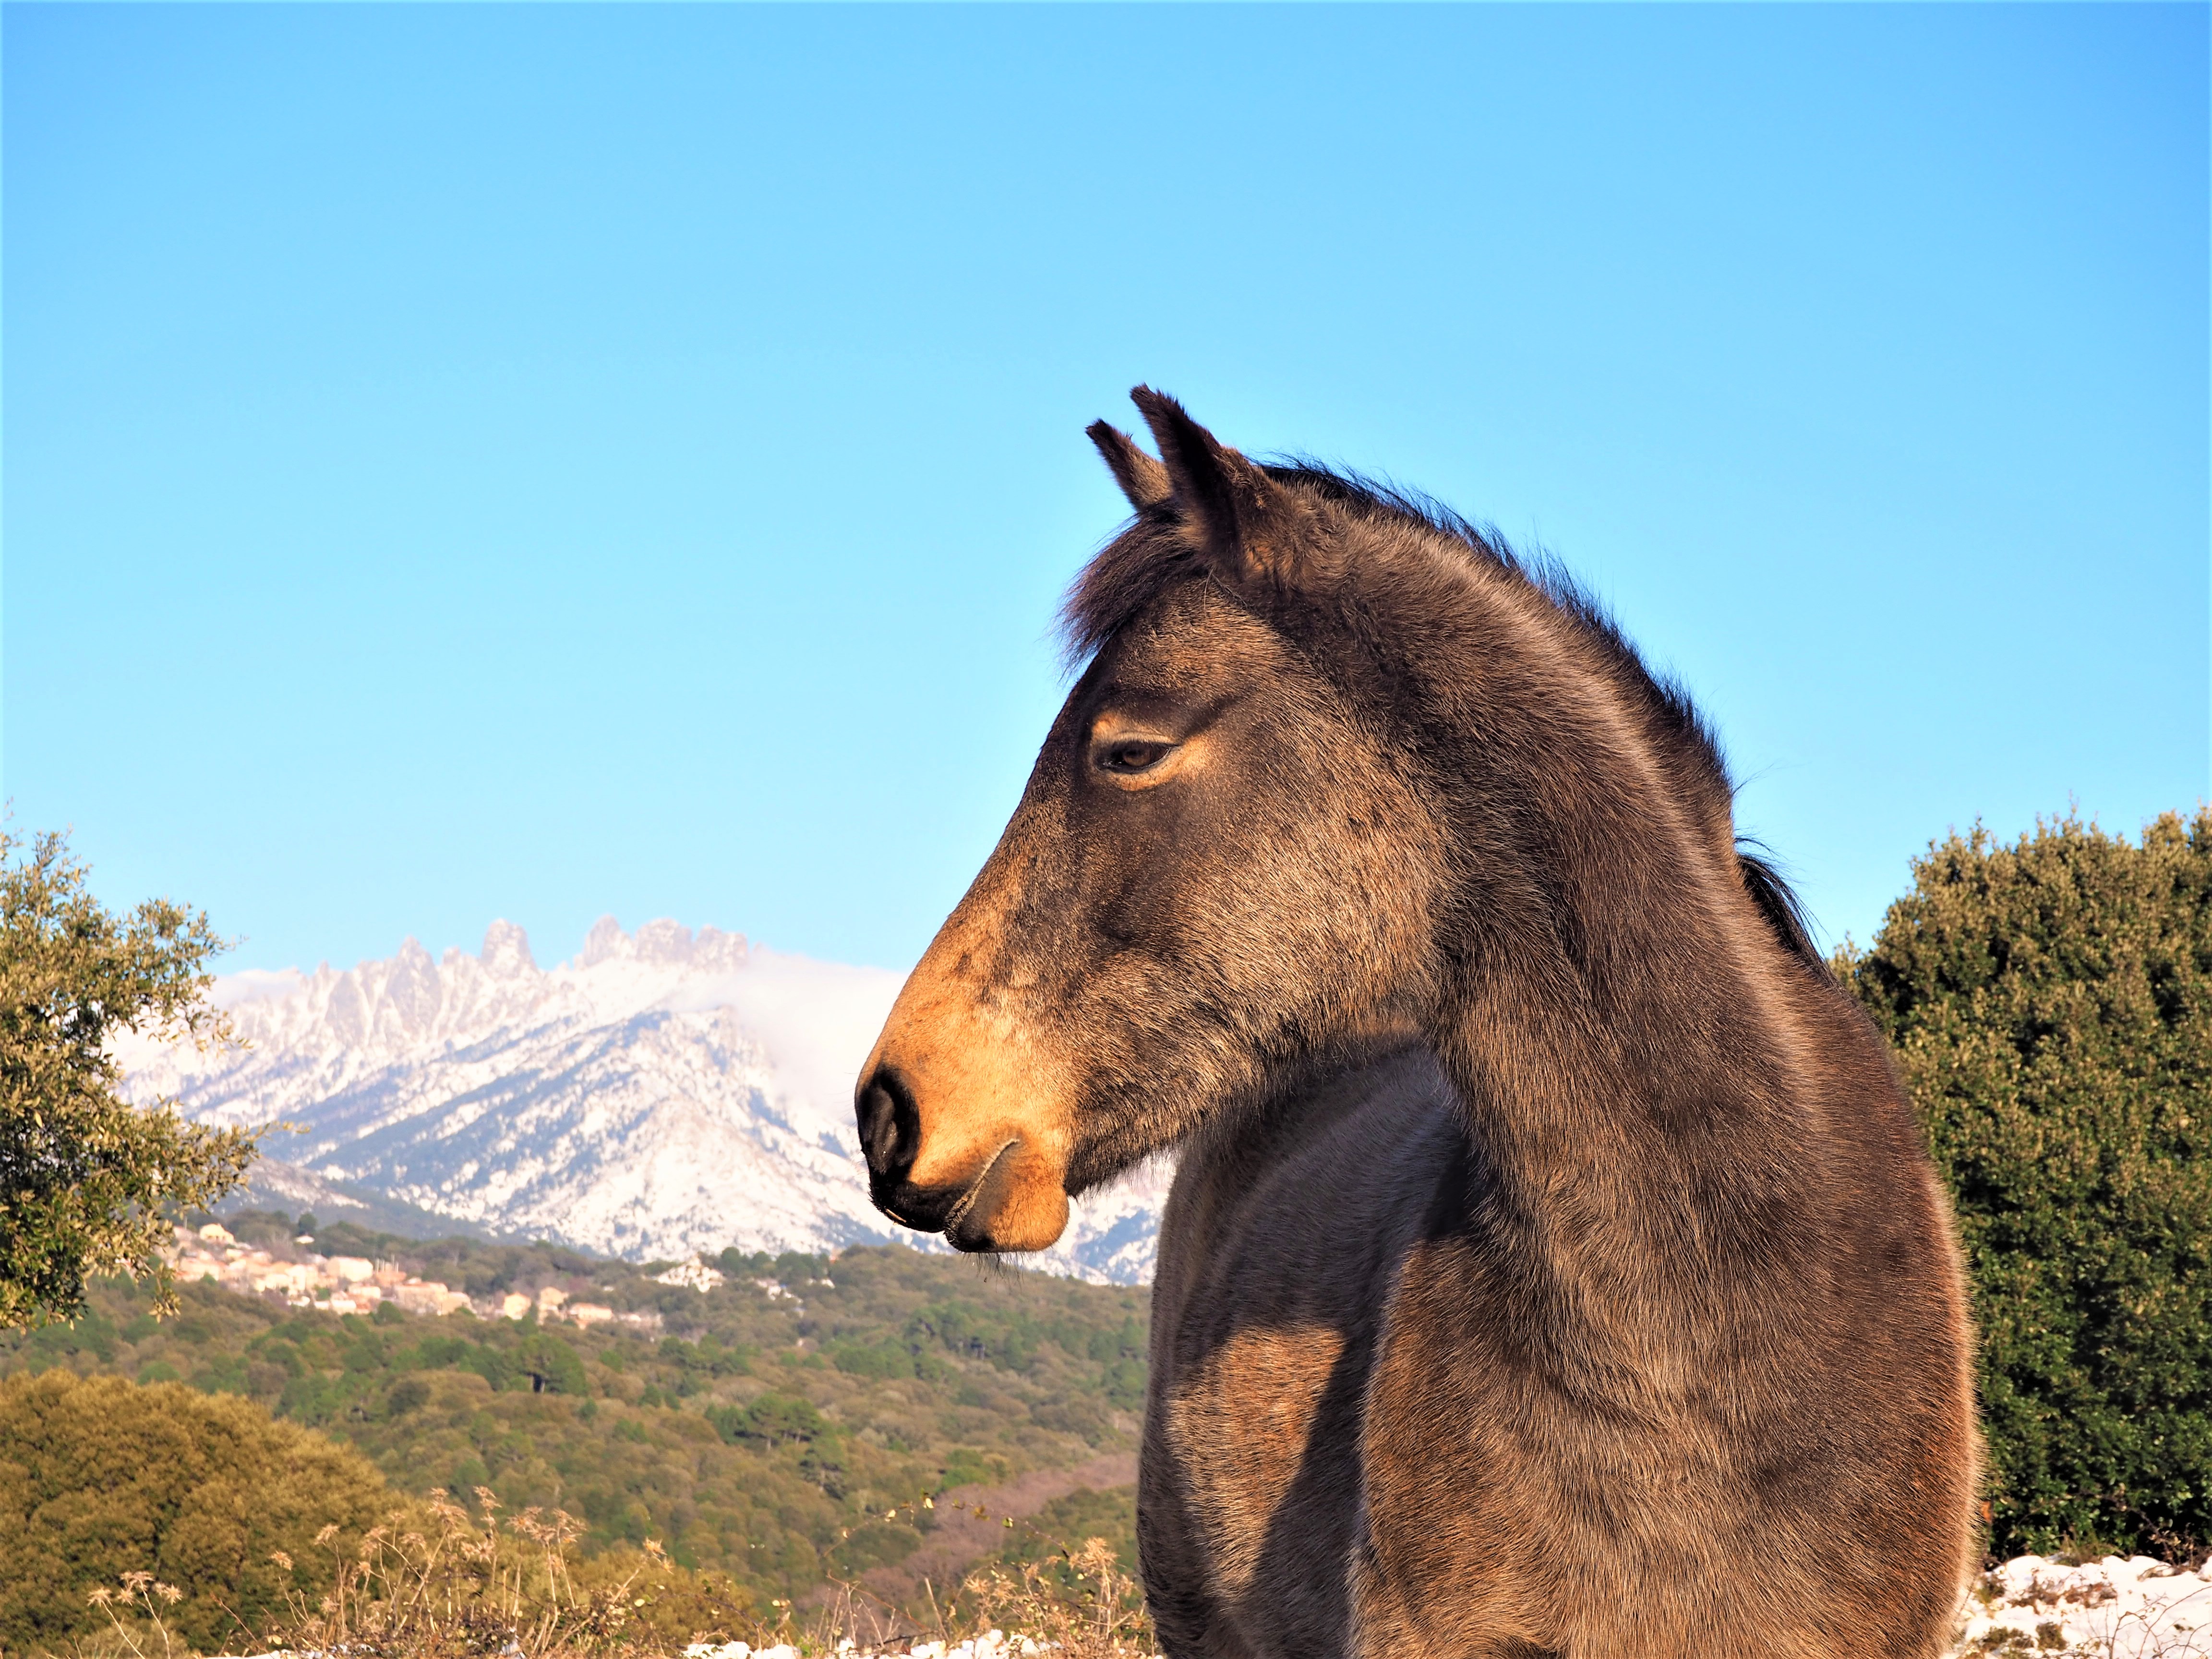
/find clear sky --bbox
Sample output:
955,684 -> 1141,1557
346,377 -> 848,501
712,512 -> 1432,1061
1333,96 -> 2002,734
6,3 -> 2206,977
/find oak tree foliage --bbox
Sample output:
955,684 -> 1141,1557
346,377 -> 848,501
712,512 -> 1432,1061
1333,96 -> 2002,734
0,829 -> 258,1328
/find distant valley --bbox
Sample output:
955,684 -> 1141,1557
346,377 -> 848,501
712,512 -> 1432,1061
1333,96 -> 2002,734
115,918 -> 1168,1285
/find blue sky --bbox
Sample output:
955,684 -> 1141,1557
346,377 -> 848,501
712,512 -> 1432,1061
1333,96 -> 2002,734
6,3 -> 2206,977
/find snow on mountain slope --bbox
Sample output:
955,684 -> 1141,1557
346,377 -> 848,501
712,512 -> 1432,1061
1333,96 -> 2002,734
113,919 -> 1168,1284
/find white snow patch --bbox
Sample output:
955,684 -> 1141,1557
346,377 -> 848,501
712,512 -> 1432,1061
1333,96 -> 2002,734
1953,1554 -> 2212,1656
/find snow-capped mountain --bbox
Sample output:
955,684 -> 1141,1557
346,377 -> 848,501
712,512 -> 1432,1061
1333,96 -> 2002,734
113,918 -> 1167,1285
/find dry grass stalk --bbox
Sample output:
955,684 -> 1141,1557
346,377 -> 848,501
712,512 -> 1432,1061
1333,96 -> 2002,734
950,1536 -> 1153,1659
60,1492 -> 1157,1659
773,1487 -> 1154,1659
81,1571 -> 186,1659
251,1486 -> 707,1658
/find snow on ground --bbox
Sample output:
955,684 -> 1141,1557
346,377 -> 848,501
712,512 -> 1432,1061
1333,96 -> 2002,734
1953,1555 -> 2212,1656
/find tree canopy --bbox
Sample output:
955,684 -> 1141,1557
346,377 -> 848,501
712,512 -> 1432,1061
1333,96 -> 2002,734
0,1369 -> 394,1651
1841,809 -> 2212,1555
0,830 -> 256,1328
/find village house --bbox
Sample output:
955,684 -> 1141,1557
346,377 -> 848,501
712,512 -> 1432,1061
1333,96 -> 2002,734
160,1224 -> 664,1331
160,1223 -> 472,1315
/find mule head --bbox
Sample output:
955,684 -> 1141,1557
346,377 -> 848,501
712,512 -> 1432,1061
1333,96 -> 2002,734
856,389 -> 1443,1254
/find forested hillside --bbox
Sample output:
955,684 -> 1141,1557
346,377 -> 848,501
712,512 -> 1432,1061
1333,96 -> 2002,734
0,1215 -> 1147,1613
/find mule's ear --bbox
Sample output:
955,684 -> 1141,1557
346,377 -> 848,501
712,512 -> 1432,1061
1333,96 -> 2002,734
1128,386 -> 1316,589
1087,421 -> 1173,512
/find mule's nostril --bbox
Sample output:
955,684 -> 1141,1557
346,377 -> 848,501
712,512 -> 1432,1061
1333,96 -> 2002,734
856,1067 -> 917,1178
857,1082 -> 897,1171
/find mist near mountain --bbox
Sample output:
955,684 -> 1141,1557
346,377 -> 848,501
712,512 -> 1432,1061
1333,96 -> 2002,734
114,919 -> 1166,1284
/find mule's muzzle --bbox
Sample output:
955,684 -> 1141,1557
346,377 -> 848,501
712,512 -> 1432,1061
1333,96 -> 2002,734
855,1063 -> 1069,1253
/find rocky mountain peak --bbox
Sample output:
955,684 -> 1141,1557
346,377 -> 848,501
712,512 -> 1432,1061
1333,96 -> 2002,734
634,918 -> 694,963
578,915 -> 748,974
580,915 -> 628,968
480,919 -> 539,979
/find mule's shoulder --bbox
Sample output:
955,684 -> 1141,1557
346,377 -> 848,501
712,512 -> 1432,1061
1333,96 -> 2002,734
1142,1048 -> 1468,1655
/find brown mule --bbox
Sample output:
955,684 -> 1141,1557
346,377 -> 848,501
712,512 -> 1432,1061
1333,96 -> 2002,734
856,391 -> 1978,1658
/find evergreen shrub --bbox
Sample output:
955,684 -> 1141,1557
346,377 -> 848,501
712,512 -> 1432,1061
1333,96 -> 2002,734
1840,810 -> 2212,1555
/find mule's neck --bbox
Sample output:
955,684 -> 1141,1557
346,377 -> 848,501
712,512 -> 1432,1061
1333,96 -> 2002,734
1407,585 -> 1818,1315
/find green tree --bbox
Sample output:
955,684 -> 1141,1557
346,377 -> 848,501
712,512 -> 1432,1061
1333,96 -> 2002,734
0,830 -> 257,1328
1840,810 -> 2212,1554
0,1369 -> 393,1651
515,1329 -> 588,1395
710,1392 -> 829,1447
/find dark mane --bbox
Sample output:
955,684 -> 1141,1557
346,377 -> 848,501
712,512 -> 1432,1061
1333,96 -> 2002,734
1063,460 -> 1823,965
1738,843 -> 1821,964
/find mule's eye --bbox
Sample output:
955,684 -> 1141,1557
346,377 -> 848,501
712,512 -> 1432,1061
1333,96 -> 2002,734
1098,738 -> 1173,775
